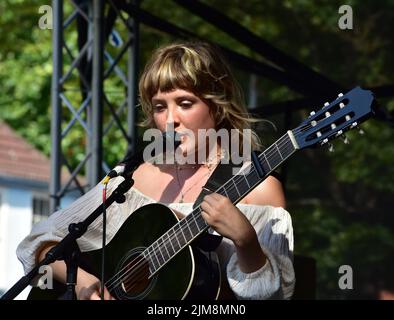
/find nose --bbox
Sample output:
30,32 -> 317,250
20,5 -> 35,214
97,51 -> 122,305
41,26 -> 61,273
165,105 -> 180,131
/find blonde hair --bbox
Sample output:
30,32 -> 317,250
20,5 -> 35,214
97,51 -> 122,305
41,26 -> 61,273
138,42 -> 263,151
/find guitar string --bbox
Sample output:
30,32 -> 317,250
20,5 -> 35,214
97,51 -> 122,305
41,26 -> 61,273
104,132 -> 296,293
104,133 -> 296,292
105,132 -> 298,293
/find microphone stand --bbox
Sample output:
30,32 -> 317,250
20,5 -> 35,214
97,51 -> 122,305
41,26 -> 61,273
1,176 -> 133,300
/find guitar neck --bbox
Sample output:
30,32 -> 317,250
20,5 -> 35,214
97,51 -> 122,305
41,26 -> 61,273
143,131 -> 298,276
214,130 -> 298,204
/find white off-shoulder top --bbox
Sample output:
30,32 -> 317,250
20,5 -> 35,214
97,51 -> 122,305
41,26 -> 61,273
16,176 -> 295,300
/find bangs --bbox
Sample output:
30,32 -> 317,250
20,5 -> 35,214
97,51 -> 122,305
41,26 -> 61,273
143,47 -> 204,101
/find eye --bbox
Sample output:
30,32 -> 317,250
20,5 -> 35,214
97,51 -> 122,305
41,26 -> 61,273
153,104 -> 166,113
179,100 -> 193,109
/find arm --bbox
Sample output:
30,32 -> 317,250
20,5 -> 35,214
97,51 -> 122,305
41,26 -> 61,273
200,175 -> 295,299
244,175 -> 286,208
200,175 -> 285,273
201,193 -> 266,273
36,242 -> 114,300
233,175 -> 287,273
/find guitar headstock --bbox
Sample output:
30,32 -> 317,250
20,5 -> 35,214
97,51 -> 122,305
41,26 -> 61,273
293,86 -> 375,150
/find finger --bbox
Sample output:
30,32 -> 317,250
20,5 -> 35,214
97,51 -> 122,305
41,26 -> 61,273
203,194 -> 217,206
200,200 -> 213,213
210,192 -> 225,200
204,193 -> 228,209
90,291 -> 101,300
104,287 -> 115,300
200,210 -> 211,224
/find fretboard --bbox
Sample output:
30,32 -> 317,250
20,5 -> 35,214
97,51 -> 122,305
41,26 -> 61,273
143,131 -> 297,276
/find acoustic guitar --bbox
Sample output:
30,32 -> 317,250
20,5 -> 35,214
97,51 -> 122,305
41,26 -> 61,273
28,86 -> 375,300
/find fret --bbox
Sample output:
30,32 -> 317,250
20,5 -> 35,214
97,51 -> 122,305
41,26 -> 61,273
148,246 -> 160,270
166,232 -> 176,255
194,208 -> 208,230
156,238 -> 166,262
236,173 -> 250,196
231,179 -> 240,197
185,216 -> 196,238
141,251 -> 147,260
154,241 -> 165,265
275,143 -> 284,160
263,151 -> 272,170
261,157 -> 271,173
186,215 -> 199,236
248,167 -> 262,186
175,223 -> 187,247
221,186 -> 229,198
160,236 -> 171,258
283,137 -> 295,158
279,134 -> 293,159
242,171 -> 251,188
285,140 -> 294,157
180,218 -> 192,241
191,212 -> 202,232
172,227 -> 182,249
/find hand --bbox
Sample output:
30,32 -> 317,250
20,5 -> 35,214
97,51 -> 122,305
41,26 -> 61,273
76,270 -> 115,300
200,193 -> 255,247
201,193 -> 267,273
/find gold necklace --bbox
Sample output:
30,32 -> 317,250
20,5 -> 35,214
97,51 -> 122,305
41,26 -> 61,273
174,163 -> 216,203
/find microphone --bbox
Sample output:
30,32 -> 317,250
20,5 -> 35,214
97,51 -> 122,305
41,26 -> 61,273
101,165 -> 126,184
101,131 -> 182,184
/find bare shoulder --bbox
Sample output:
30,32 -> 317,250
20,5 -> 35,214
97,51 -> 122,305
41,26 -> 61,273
132,161 -> 157,179
243,175 -> 286,208
131,162 -> 160,190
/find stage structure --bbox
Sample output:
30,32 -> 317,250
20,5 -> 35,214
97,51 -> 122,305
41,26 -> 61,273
50,0 -> 140,212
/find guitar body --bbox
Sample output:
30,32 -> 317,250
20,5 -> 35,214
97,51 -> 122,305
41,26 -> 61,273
28,203 -> 221,300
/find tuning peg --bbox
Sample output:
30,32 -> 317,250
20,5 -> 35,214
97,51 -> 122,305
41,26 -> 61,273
323,102 -> 330,108
341,134 -> 350,144
309,110 -> 316,117
349,121 -> 366,135
338,93 -> 344,98
328,143 -> 335,152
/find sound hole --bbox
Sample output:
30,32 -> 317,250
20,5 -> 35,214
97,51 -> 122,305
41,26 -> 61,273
114,247 -> 156,300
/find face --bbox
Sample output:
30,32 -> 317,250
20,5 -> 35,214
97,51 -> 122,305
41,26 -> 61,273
151,88 -> 216,160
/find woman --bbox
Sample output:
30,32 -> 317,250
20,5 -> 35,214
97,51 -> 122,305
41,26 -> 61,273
17,42 -> 295,300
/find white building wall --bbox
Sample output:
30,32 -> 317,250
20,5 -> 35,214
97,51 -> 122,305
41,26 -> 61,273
0,187 -> 33,299
0,186 -> 78,299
